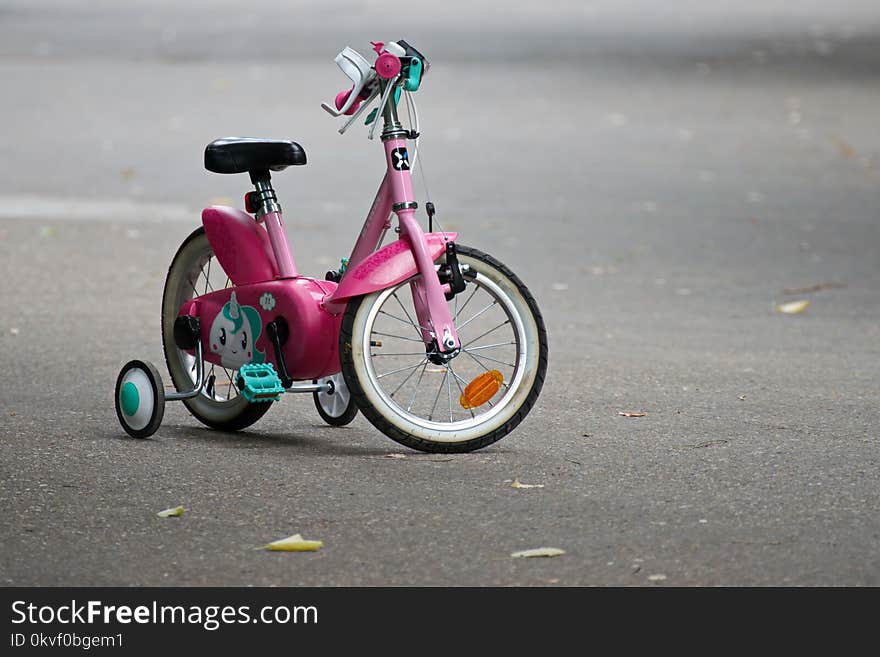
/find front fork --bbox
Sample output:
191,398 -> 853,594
396,208 -> 461,354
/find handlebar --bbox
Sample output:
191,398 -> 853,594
322,40 -> 429,128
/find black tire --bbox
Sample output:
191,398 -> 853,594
115,360 -> 165,439
161,227 -> 271,431
312,374 -> 358,426
340,245 -> 548,453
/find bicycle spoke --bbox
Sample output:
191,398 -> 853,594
453,284 -> 480,323
389,357 -> 428,398
370,352 -> 428,357
372,331 -> 427,344
464,350 -> 516,370
186,275 -> 199,298
204,258 -> 212,295
462,320 -> 510,348
457,299 -> 498,332
464,341 -> 516,352
448,363 -> 475,418
222,367 -> 235,400
406,361 -> 430,412
446,365 -> 454,422
428,367 -> 448,421
392,292 -> 427,339
379,309 -> 431,334
377,360 -> 429,379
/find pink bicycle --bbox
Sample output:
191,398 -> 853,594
115,40 -> 547,452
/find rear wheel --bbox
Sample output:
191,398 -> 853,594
340,245 -> 547,453
161,227 -> 271,431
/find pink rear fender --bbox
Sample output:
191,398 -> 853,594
326,232 -> 458,309
202,206 -> 279,285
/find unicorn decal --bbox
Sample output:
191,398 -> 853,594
208,291 -> 266,369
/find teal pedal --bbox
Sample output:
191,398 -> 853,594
236,363 -> 284,403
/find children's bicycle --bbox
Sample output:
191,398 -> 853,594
115,40 -> 548,453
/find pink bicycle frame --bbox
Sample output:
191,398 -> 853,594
323,137 -> 461,351
199,139 -> 459,364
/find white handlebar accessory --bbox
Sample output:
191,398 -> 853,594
320,47 -> 375,117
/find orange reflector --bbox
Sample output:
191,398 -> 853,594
460,370 -> 503,409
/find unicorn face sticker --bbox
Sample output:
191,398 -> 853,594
209,291 -> 266,369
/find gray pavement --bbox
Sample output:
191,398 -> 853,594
0,2 -> 878,585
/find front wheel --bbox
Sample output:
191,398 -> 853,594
340,245 -> 548,453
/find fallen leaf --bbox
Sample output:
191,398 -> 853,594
156,506 -> 184,518
9,328 -> 19,336
648,574 -> 667,582
384,453 -> 407,459
120,167 -> 136,180
777,299 -> 810,314
511,547 -> 565,559
738,395 -> 747,401
264,533 -> 323,552
511,479 -> 545,490
618,411 -> 647,418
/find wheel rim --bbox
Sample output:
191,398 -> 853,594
353,255 -> 538,442
316,372 -> 351,418
163,233 -> 251,420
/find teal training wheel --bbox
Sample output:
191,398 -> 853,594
115,360 -> 165,438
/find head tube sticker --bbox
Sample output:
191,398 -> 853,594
390,147 -> 410,171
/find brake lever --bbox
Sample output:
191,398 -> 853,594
338,86 -> 380,134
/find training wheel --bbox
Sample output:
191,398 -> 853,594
313,372 -> 358,426
115,360 -> 165,438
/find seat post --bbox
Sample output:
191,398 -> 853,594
249,169 -> 298,278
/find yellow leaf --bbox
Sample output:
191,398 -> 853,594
777,299 -> 810,314
511,547 -> 565,558
511,479 -> 545,489
264,533 -> 323,552
156,506 -> 184,518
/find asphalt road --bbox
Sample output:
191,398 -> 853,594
1,1 -> 878,586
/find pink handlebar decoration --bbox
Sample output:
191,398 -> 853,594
375,52 -> 401,79
334,89 -> 362,116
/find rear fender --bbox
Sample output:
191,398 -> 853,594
202,206 -> 279,285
